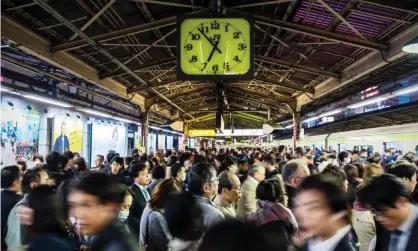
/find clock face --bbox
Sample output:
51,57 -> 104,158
179,17 -> 252,77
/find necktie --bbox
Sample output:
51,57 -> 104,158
389,230 -> 402,251
143,188 -> 151,201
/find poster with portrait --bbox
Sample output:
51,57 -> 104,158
53,115 -> 83,154
1,108 -> 40,167
91,123 -> 127,160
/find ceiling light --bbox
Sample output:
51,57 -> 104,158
23,94 -> 73,108
393,85 -> 418,96
402,36 -> 418,54
285,125 -> 293,129
302,109 -> 344,123
347,95 -> 390,109
76,108 -> 113,118
2,88 -> 21,96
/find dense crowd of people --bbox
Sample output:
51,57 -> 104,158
1,145 -> 418,251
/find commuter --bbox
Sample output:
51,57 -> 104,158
165,192 -> 204,251
16,159 -> 27,175
218,156 -> 238,174
364,163 -> 384,181
382,149 -> 395,167
171,163 -> 187,190
403,151 -> 417,164
73,157 -> 89,179
352,150 -> 360,163
317,157 -> 329,173
1,166 -> 22,251
105,151 -> 116,170
45,151 -> 69,186
140,179 -> 183,251
321,164 -> 349,192
26,185 -> 79,251
109,156 -> 129,185
278,145 -> 287,158
188,162 -> 224,231
179,152 -> 193,184
358,149 -> 368,166
198,220 -> 278,251
294,146 -> 312,165
345,164 -> 362,206
237,164 -> 266,219
252,152 -> 263,165
387,160 -> 417,192
367,156 -> 382,166
358,174 -> 418,251
148,165 -> 166,193
32,153 -> 44,168
339,151 -> 351,168
118,185 -> 134,234
128,163 -> 151,243
247,179 -> 298,238
73,152 -> 81,160
282,159 -> 310,209
5,168 -> 49,249
294,174 -> 355,251
94,154 -> 106,172
237,159 -> 249,183
124,157 -> 133,169
68,172 -> 137,251
264,155 -> 280,179
214,171 -> 241,219
63,150 -> 74,170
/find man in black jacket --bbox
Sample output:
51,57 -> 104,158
68,172 -> 137,251
359,174 -> 418,251
128,163 -> 150,243
1,165 -> 22,251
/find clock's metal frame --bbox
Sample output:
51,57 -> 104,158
176,14 -> 254,81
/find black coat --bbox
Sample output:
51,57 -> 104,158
107,168 -> 129,186
303,232 -> 357,251
89,219 -> 137,251
375,216 -> 418,251
128,183 -> 148,243
1,190 -> 23,251
285,184 -> 297,209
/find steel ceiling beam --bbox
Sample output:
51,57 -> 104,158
256,55 -> 341,79
133,0 -> 206,9
231,0 -> 291,8
33,0 -> 195,119
102,57 -> 176,79
227,9 -> 388,51
227,85 -> 292,101
254,75 -> 313,93
50,16 -> 177,52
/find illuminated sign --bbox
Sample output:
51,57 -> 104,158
361,86 -> 379,100
188,129 -> 264,137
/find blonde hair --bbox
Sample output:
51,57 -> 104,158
364,163 -> 384,182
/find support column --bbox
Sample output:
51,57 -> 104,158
267,108 -> 271,121
140,111 -> 150,154
183,123 -> 189,150
292,111 -> 301,151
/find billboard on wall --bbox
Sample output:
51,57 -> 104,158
91,123 -> 127,160
53,115 -> 83,154
1,109 -> 40,167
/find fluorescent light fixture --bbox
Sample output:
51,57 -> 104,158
76,108 -> 112,118
24,94 -> 73,108
402,36 -> 418,54
1,88 -> 21,96
285,124 -> 293,129
115,117 -> 139,124
347,95 -> 390,109
302,108 -> 344,123
393,85 -> 418,96
150,126 -> 183,135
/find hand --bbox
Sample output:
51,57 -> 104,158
197,27 -> 222,54
207,40 -> 220,63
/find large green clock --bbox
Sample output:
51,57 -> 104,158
177,15 -> 254,81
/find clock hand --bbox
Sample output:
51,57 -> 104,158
207,40 -> 220,63
197,27 -> 222,54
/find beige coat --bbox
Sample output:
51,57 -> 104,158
236,176 -> 258,219
352,209 -> 376,251
214,195 -> 236,219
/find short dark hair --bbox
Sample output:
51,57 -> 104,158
360,149 -> 368,154
73,152 -> 81,158
168,156 -> 179,167
295,147 -> 305,156
96,155 -> 104,162
387,160 -> 417,180
72,172 -> 125,205
46,151 -> 67,172
256,179 -> 286,204
1,165 -> 21,189
32,153 -> 44,163
171,163 -> 183,179
352,150 -> 359,155
152,165 -> 166,180
73,157 -> 88,172
215,154 -> 225,163
63,151 -> 74,160
132,153 -> 140,161
338,151 -> 349,162
358,174 -> 411,211
28,185 -> 65,235
263,155 -> 275,166
344,164 -> 359,183
298,174 -> 348,214
17,160 -> 27,173
129,163 -> 147,178
403,152 -> 417,164
179,152 -> 192,165
321,164 -> 347,189
106,152 -> 116,162
111,156 -> 124,168
149,179 -> 182,209
218,171 -> 234,195
22,167 -> 44,194
124,157 -> 133,166
188,162 -> 216,196
278,145 -> 286,153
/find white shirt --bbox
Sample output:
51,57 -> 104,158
308,225 -> 352,251
248,175 -> 259,186
392,204 -> 418,251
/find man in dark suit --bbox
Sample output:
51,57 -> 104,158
53,120 -> 70,154
359,174 -> 418,251
128,163 -> 150,243
293,174 -> 356,251
1,166 -> 22,251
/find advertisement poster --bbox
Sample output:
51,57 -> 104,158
1,109 -> 40,167
53,115 -> 83,154
91,123 -> 127,160
158,134 -> 166,151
